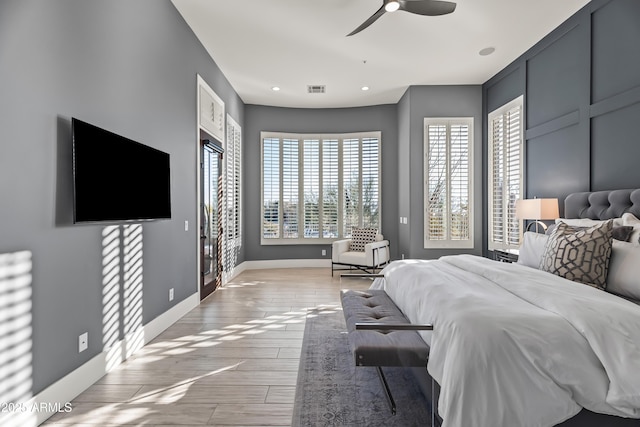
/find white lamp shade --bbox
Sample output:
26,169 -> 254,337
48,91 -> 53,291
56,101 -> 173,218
515,198 -> 559,220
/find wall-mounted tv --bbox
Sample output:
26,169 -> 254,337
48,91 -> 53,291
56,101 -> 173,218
72,118 -> 171,223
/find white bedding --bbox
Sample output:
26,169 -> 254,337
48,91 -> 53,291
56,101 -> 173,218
372,255 -> 640,427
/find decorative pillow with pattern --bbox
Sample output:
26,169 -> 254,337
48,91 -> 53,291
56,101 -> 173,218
349,228 -> 378,252
546,223 -> 633,242
539,220 -> 614,289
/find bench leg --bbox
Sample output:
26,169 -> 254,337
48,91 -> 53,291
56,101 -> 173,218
376,366 -> 396,415
431,373 -> 435,427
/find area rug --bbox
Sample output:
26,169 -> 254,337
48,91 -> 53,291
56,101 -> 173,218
291,305 -> 431,426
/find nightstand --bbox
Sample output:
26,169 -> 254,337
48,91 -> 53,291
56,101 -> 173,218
493,249 -> 519,263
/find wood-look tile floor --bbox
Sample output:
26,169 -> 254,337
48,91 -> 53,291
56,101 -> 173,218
43,268 -> 371,426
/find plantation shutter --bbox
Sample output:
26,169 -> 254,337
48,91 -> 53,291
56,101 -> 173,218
303,139 -> 320,239
342,138 -> 360,237
361,137 -> 380,229
261,132 -> 381,244
262,138 -> 280,239
322,139 -> 339,238
282,139 -> 299,239
488,96 -> 523,251
424,118 -> 473,249
223,115 -> 241,282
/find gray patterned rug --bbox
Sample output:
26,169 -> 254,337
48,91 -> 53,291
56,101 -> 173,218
291,305 -> 431,426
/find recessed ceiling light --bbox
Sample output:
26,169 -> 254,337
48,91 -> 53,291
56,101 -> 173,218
361,86 -> 370,91
271,86 -> 280,91
479,47 -> 496,56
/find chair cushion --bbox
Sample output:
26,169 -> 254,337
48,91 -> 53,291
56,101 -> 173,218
339,251 -> 369,266
349,228 -> 378,252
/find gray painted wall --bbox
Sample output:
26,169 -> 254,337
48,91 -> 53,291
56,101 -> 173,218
482,0 -> 640,255
0,0 -> 243,395
397,86 -> 483,260
243,104 -> 399,261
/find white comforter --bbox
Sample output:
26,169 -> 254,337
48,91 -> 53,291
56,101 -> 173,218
373,255 -> 640,427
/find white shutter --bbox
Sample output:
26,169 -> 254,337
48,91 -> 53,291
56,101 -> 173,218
282,139 -> 299,239
322,139 -> 339,238
261,132 -> 381,244
342,138 -> 360,237
450,124 -> 470,241
362,137 -> 380,229
488,96 -> 524,251
303,139 -> 320,238
198,83 -> 225,143
223,115 -> 241,283
262,138 -> 280,239
426,124 -> 447,241
424,118 -> 473,248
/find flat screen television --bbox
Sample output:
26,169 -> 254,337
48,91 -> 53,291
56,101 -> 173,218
72,118 -> 171,223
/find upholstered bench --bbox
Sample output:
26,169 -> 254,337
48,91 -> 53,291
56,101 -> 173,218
340,289 -> 433,419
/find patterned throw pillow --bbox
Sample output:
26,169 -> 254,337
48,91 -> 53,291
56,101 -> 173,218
539,221 -> 614,289
546,223 -> 633,242
349,228 -> 378,252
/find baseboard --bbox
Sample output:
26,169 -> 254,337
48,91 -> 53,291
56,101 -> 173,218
8,293 -> 199,427
235,258 -> 331,272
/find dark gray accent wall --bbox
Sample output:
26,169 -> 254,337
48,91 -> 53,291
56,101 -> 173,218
0,0 -> 243,395
398,86 -> 483,259
243,104 -> 399,261
482,0 -> 640,254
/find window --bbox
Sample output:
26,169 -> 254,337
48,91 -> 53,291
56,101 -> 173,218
424,118 -> 474,248
223,115 -> 241,282
488,96 -> 524,251
261,132 -> 381,244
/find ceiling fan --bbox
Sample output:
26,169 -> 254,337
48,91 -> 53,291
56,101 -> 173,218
347,0 -> 457,36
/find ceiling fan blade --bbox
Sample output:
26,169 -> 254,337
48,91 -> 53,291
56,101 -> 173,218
399,0 -> 456,16
347,4 -> 386,36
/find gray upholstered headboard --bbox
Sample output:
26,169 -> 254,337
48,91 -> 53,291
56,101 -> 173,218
564,189 -> 640,219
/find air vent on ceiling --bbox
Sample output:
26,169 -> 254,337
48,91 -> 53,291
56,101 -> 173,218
307,85 -> 326,94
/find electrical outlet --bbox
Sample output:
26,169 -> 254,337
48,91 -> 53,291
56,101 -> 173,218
321,249 -> 326,256
78,332 -> 88,353
184,220 -> 189,231
169,288 -> 174,301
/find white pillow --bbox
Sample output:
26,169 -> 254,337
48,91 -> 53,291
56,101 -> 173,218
517,232 -> 549,269
622,212 -> 640,245
607,240 -> 640,300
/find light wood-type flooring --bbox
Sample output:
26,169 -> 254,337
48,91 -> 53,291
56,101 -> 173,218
43,268 -> 371,426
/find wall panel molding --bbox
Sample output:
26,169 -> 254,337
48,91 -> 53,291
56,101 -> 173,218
525,110 -> 580,141
590,85 -> 640,118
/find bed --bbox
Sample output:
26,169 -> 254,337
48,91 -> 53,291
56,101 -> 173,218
371,188 -> 640,427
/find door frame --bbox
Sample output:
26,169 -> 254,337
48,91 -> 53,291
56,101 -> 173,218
200,139 -> 224,300
196,74 -> 226,301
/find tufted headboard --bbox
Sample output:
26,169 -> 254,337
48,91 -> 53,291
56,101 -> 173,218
564,189 -> 640,219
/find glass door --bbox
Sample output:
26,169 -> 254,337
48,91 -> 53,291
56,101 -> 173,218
201,140 -> 223,300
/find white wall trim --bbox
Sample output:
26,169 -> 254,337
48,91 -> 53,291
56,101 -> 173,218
11,293 -> 199,427
233,259 -> 331,273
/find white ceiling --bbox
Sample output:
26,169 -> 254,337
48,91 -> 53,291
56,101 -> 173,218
171,0 -> 590,108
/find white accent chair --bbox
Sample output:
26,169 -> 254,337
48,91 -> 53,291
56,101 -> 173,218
331,233 -> 390,276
